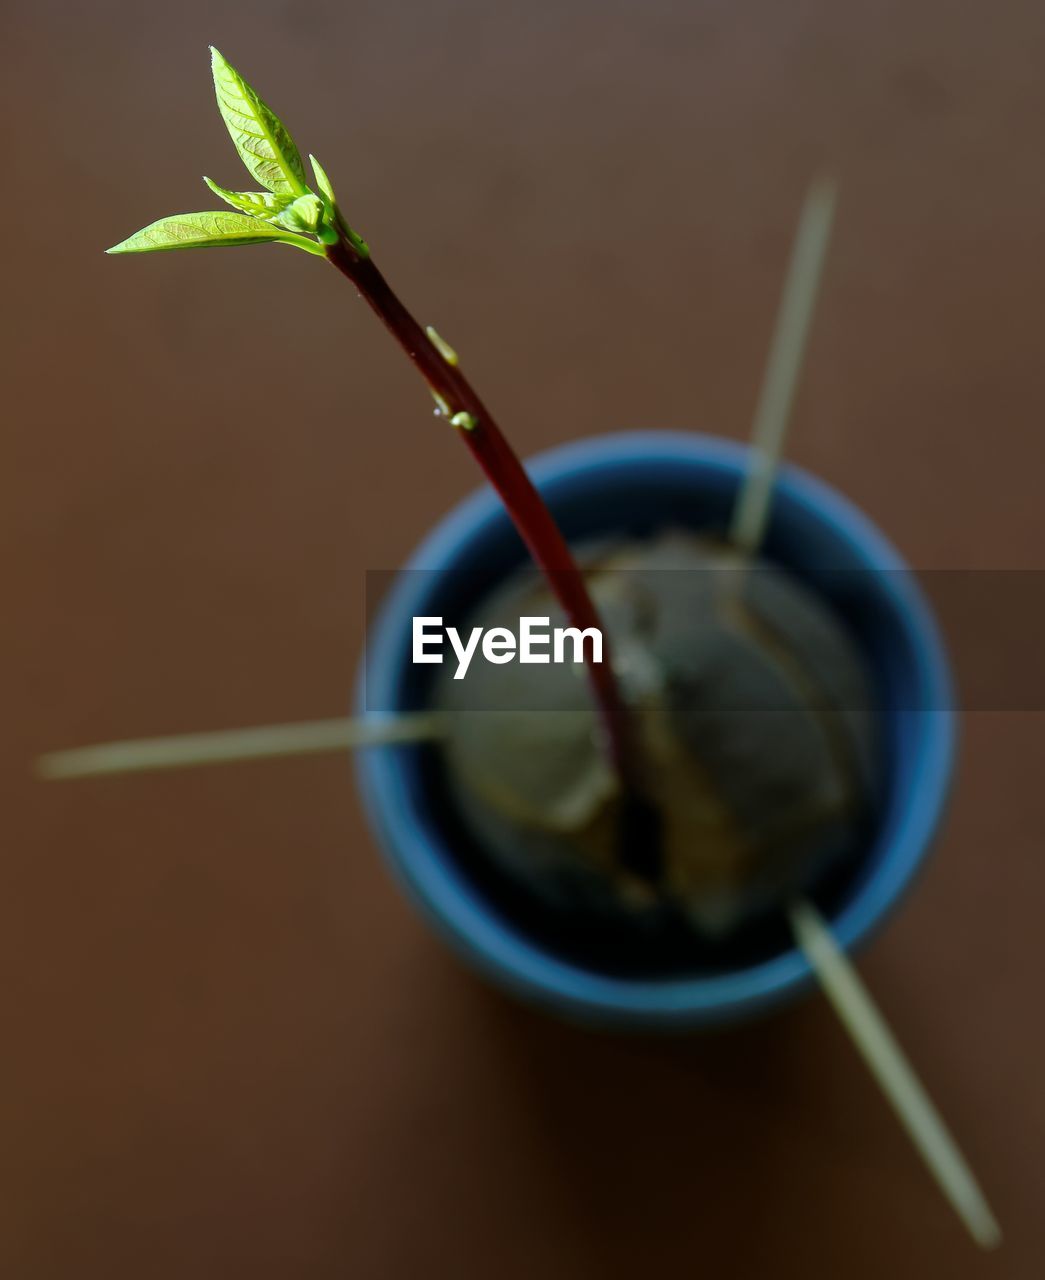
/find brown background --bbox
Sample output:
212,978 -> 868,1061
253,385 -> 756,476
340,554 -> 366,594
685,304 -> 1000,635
2,1 -> 1043,1276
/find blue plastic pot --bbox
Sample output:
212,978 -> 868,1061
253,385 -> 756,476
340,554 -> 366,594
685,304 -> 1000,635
355,432 -> 955,1029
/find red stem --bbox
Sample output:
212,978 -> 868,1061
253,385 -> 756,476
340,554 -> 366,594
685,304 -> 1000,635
325,237 -> 638,790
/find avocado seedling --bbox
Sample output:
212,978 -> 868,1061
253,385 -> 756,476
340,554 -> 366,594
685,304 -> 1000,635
106,49 -> 874,941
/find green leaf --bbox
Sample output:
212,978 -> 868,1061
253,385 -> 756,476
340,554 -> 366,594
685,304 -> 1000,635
270,193 -> 324,235
105,211 -> 323,255
308,152 -> 369,256
210,47 -> 307,195
203,178 -> 296,220
309,153 -> 336,205
307,155 -> 343,245
202,181 -> 330,248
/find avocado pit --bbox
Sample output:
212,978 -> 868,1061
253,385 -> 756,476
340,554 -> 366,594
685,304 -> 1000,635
432,531 -> 879,949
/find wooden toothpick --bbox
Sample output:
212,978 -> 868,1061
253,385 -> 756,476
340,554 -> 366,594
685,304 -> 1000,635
729,181 -> 998,1247
731,176 -> 837,553
790,899 -> 1001,1249
36,712 -> 447,780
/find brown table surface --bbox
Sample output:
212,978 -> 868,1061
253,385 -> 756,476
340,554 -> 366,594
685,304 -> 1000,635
3,2 -> 1043,1276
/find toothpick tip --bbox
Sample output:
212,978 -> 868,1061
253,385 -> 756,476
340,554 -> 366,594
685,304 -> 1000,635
790,899 -> 1002,1252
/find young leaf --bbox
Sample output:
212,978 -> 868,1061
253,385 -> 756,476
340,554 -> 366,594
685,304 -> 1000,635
308,153 -> 369,254
210,47 -> 307,195
105,211 -> 323,255
270,193 -> 324,235
309,153 -> 337,205
203,178 -> 296,220
307,155 -> 345,245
